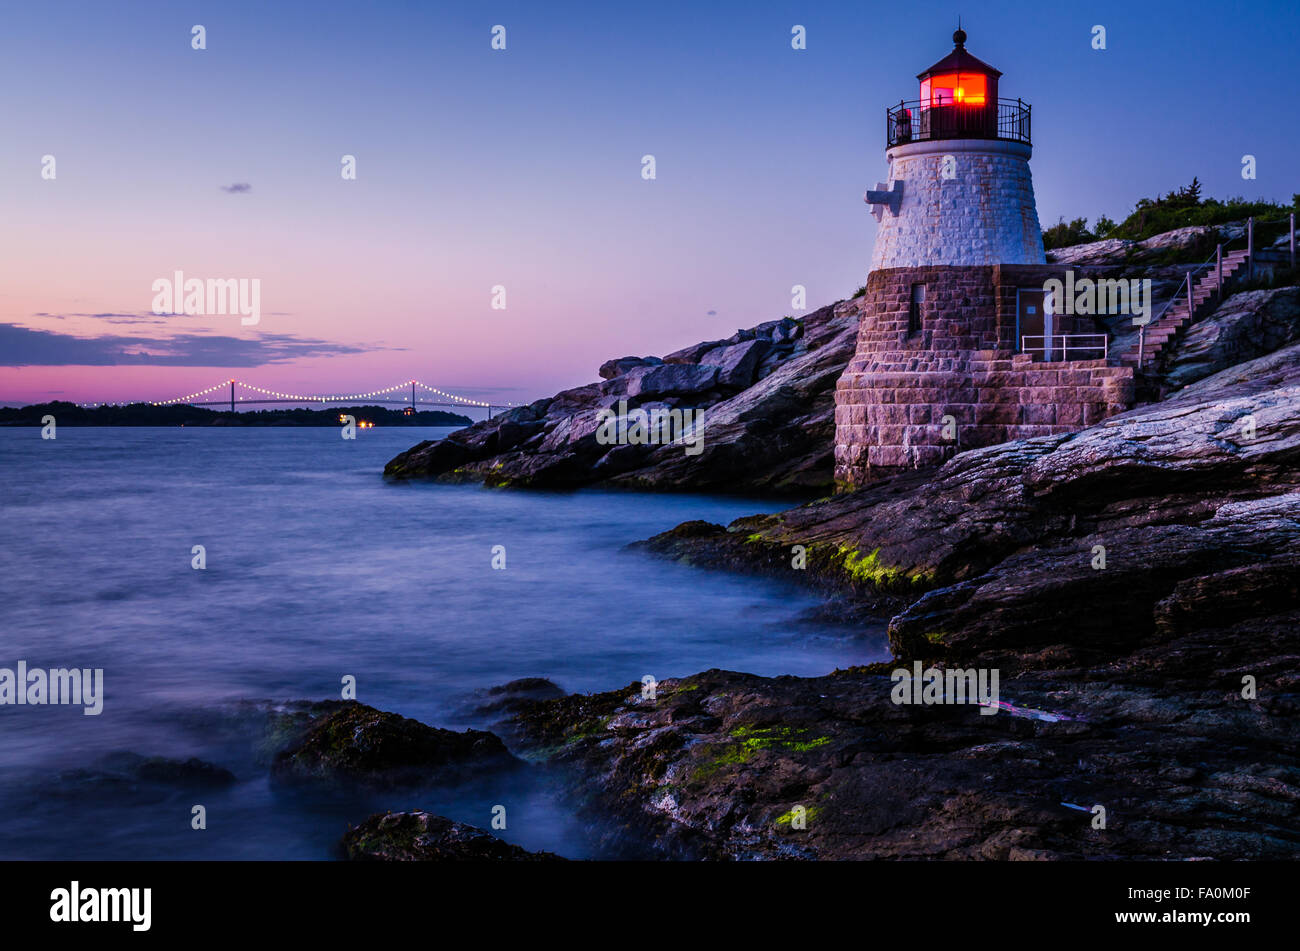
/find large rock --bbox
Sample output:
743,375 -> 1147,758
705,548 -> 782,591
634,340 -> 1300,659
465,677 -> 566,720
624,363 -> 718,398
598,355 -> 662,380
342,811 -> 564,861
271,702 -> 518,787
508,655 -> 1300,860
1163,287 -> 1300,389
602,304 -> 858,492
888,493 -> 1300,657
662,339 -> 724,365
385,302 -> 854,492
42,753 -> 237,804
1046,223 -> 1241,267
577,343 -> 1300,860
1047,237 -> 1136,266
700,338 -> 768,389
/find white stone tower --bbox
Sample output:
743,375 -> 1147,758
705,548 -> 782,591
866,27 -> 1044,268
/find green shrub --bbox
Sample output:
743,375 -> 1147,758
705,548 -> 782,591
1109,178 -> 1292,241
1041,179 -> 1296,249
1041,216 -> 1094,250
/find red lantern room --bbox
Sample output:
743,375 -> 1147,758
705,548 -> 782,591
919,27 -> 999,109
888,27 -> 1028,147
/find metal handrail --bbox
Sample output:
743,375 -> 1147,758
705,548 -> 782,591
1135,241 -> 1248,365
1020,334 -> 1108,362
1129,213 -> 1295,367
1233,214 -> 1298,278
886,97 -> 1031,148
1134,244 -> 1224,361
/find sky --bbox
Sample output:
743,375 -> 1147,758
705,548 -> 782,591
1,0 -> 1296,406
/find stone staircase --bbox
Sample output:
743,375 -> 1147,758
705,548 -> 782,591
1119,249 -> 1250,368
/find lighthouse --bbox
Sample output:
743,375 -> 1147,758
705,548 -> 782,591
833,27 -> 1134,488
869,27 -> 1042,269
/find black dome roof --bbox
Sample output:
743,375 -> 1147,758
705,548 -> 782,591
918,31 -> 1002,79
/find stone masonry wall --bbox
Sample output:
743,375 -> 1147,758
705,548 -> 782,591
834,265 -> 1135,488
871,139 -> 1045,270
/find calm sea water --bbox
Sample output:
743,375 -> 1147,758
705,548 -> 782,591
0,426 -> 886,859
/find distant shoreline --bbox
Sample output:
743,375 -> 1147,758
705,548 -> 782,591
0,401 -> 473,427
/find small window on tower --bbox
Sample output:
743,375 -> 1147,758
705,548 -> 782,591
908,284 -> 925,336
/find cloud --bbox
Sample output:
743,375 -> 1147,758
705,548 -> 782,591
33,311 -> 171,325
220,183 -> 252,193
0,323 -> 384,367
33,310 -> 294,324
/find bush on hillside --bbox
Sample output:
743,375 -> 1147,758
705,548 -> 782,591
1041,217 -> 1094,250
1039,179 -> 1297,250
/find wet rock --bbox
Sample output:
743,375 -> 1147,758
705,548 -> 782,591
509,649 -> 1300,860
61,752 -> 237,793
30,752 -> 238,808
206,698 -> 348,764
111,753 -> 238,788
341,811 -> 565,861
635,341 -> 1300,660
470,677 -> 566,717
605,347 -> 1300,858
888,494 -> 1300,659
270,701 -> 518,788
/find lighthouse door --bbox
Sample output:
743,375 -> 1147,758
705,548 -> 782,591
1016,288 -> 1048,360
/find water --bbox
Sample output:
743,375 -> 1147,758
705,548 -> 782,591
0,427 -> 886,859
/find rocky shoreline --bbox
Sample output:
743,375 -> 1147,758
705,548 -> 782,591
383,306 -> 860,494
358,222 -> 1300,859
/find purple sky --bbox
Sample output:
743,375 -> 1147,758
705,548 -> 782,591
2,0 -> 1295,405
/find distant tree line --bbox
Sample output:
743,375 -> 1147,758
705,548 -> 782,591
0,401 -> 473,427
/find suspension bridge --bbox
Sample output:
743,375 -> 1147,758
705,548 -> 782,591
81,378 -> 515,419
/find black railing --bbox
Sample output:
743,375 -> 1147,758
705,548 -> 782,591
886,98 -> 1031,148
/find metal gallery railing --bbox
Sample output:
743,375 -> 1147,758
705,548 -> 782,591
887,98 -> 1031,148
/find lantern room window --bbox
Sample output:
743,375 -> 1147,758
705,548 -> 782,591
921,72 -> 987,106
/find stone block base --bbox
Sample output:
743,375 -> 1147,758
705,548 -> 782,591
833,264 -> 1135,489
